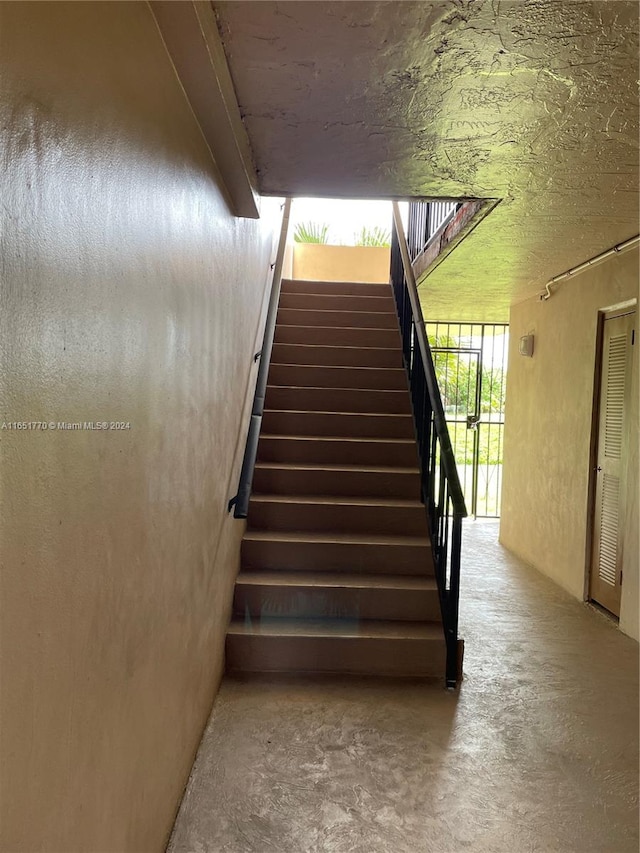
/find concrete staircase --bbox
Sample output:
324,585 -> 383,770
226,278 -> 445,678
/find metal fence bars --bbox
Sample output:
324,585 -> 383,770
406,200 -> 459,261
390,202 -> 467,688
426,322 -> 508,518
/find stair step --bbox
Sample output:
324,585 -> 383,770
277,308 -> 398,330
248,495 -> 428,536
279,293 -> 395,312
275,324 -> 401,348
281,279 -> 393,297
268,364 -> 407,391
234,571 -> 439,621
265,386 -> 412,415
253,462 -> 422,499
226,616 -> 445,676
258,434 -> 417,467
241,530 -> 433,575
270,343 -> 403,368
261,410 -> 414,439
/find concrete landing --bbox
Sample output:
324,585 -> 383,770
168,521 -> 639,853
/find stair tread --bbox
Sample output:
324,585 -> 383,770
279,307 -> 396,315
268,384 -> 406,394
270,364 -> 404,373
244,530 -> 430,546
268,383 -> 405,391
236,570 -> 438,590
261,434 -> 414,444
227,617 -> 442,640
265,410 -> 411,419
272,343 -> 399,353
281,295 -> 394,304
264,409 -> 412,419
283,278 -> 391,286
255,462 -> 419,473
250,494 -> 423,508
276,324 -> 398,333
281,284 -> 396,301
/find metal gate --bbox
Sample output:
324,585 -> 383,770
426,322 -> 509,517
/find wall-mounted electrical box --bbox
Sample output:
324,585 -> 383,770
519,334 -> 534,357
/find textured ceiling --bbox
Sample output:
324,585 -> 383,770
216,1 -> 639,320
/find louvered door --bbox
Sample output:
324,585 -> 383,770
589,311 -> 635,616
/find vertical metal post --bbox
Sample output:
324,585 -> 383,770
446,515 -> 463,688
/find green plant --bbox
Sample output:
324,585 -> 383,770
354,226 -> 391,247
293,221 -> 330,244
428,333 -> 506,416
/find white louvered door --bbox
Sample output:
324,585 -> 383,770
589,311 -> 635,616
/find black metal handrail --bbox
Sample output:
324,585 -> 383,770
228,198 -> 291,518
391,202 -> 467,688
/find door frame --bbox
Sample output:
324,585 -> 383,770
584,298 -> 637,608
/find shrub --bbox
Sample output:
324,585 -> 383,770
293,221 -> 330,244
354,226 -> 391,247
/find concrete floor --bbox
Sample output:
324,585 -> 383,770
168,521 -> 639,853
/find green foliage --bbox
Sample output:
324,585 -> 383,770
428,333 -> 506,417
293,221 -> 330,244
354,226 -> 391,247
478,367 -> 506,414
427,331 -> 506,468
448,425 -> 503,466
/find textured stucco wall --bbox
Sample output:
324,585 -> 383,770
0,3 -> 278,851
500,250 -> 639,640
292,244 -> 391,283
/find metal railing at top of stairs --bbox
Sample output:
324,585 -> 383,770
407,200 -> 460,261
228,198 -> 292,519
390,201 -> 467,689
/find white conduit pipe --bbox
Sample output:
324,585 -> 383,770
541,234 -> 640,301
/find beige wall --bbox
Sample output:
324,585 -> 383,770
292,243 -> 391,283
500,249 -> 639,640
0,3 -> 278,851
